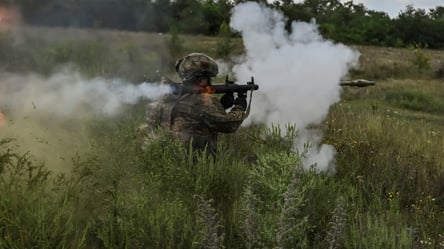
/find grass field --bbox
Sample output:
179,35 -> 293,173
1,26 -> 443,248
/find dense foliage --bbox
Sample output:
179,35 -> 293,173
1,0 -> 444,48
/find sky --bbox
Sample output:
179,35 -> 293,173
294,0 -> 443,18
354,0 -> 443,17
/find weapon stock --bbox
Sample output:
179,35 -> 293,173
340,79 -> 376,87
170,76 -> 259,95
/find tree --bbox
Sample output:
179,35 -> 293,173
202,0 -> 232,35
393,5 -> 436,48
429,6 -> 444,20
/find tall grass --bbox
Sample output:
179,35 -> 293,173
324,82 -> 444,247
4,111 -> 441,248
0,139 -> 88,248
1,27 -> 444,248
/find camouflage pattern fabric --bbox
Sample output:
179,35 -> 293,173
136,94 -> 177,150
171,93 -> 246,155
138,91 -> 246,155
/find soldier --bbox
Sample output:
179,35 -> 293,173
138,53 -> 247,156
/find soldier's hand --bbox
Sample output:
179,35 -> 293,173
233,96 -> 247,110
220,93 -> 234,109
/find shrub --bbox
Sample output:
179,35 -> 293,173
411,49 -> 431,72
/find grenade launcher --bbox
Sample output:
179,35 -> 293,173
170,76 -> 259,95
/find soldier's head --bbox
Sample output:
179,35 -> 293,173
175,53 -> 218,86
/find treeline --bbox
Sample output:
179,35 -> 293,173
1,0 -> 444,48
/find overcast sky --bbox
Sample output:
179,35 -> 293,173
353,0 -> 443,17
293,0 -> 443,18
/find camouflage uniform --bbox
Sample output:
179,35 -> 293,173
138,53 -> 247,154
136,93 -> 177,150
170,92 -> 246,155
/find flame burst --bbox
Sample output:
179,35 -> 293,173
203,86 -> 216,94
0,6 -> 20,26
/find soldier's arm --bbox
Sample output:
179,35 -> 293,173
200,96 -> 246,133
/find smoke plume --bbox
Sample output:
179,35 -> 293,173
230,2 -> 360,172
0,70 -> 169,117
0,69 -> 169,172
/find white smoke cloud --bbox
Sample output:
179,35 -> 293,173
0,69 -> 170,117
0,69 -> 170,172
230,2 -> 360,172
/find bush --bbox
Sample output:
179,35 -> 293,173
411,48 -> 431,72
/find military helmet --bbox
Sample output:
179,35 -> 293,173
175,53 -> 219,82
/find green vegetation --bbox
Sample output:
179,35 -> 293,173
1,0 -> 444,49
1,28 -> 444,248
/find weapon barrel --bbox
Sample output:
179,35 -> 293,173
340,79 -> 376,87
171,83 -> 259,95
211,84 -> 259,93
